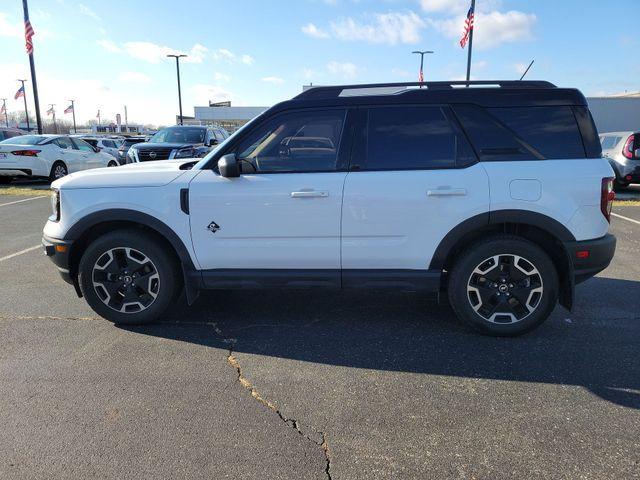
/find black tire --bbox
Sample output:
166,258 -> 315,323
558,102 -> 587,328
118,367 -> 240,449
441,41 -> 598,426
49,161 -> 68,182
107,160 -> 118,167
448,235 -> 559,337
78,229 -> 181,325
0,176 -> 12,184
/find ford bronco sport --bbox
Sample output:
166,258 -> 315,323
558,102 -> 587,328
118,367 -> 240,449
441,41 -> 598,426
42,81 -> 616,336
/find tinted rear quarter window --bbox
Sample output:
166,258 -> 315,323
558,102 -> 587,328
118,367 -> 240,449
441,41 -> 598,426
488,106 -> 585,159
364,106 -> 475,170
455,105 -> 587,160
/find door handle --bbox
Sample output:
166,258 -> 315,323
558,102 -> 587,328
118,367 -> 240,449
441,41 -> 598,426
427,188 -> 467,197
290,190 -> 329,198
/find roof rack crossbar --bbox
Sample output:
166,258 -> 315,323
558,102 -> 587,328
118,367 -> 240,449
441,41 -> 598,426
296,80 -> 556,99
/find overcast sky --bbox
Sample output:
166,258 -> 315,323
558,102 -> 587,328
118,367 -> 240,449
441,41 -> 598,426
0,0 -> 636,126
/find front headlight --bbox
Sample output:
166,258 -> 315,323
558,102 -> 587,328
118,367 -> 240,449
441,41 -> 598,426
50,188 -> 60,222
174,148 -> 194,159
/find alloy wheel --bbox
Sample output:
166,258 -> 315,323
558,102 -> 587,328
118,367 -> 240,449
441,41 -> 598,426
466,254 -> 544,324
53,164 -> 67,179
92,247 -> 160,313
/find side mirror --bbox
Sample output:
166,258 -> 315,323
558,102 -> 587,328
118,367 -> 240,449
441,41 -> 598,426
208,138 -> 218,147
218,153 -> 239,178
94,146 -> 101,153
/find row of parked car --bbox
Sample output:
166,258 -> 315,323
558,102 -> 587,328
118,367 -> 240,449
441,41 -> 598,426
0,125 -> 229,184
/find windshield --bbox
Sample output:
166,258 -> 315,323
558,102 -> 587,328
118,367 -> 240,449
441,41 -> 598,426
194,114 -> 267,170
0,135 -> 46,145
150,127 -> 205,144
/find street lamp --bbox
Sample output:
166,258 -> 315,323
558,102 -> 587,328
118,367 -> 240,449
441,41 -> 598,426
412,50 -> 434,85
167,53 -> 187,125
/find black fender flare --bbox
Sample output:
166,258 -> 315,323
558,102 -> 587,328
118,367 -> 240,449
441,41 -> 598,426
64,209 -> 200,304
429,209 -> 576,270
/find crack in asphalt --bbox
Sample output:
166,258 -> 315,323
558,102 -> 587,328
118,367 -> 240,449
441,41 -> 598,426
205,318 -> 333,480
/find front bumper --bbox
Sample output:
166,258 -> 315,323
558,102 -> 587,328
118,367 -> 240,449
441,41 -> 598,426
565,234 -> 616,284
42,234 -> 75,286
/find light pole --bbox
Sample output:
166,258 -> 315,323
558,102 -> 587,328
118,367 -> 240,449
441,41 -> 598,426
167,54 -> 187,125
1,99 -> 7,127
412,50 -> 434,85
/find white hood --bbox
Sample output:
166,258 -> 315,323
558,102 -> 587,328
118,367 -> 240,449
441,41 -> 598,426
52,160 -> 196,189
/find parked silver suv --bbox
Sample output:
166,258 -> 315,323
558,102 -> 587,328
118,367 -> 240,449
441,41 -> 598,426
600,131 -> 640,189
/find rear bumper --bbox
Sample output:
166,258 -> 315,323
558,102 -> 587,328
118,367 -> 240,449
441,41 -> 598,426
0,168 -> 32,177
565,234 -> 616,284
0,157 -> 49,177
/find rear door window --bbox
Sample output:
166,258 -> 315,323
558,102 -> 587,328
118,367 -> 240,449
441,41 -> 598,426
363,106 -> 475,170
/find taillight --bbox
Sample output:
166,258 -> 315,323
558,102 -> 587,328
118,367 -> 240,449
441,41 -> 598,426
601,177 -> 615,223
622,134 -> 635,159
11,149 -> 40,157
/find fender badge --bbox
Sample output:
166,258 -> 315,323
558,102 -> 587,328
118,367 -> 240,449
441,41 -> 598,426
207,221 -> 221,234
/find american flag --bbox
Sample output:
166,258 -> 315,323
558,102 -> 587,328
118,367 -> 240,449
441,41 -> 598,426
459,3 -> 474,49
0,103 -> 5,115
418,66 -> 424,83
14,85 -> 25,100
24,19 -> 35,55
46,106 -> 54,116
64,104 -> 74,114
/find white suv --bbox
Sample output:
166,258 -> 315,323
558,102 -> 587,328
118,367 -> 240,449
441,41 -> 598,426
42,81 -> 616,336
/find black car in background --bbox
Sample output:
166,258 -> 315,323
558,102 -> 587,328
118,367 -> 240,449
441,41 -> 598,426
127,125 -> 229,163
117,136 -> 148,165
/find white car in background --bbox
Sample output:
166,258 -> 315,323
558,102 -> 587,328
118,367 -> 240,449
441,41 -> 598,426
0,134 -> 118,184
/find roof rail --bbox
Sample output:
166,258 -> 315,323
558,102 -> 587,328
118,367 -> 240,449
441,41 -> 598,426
296,80 -> 557,100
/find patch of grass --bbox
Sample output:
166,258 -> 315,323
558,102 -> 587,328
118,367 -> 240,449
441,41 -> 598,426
0,186 -> 50,196
613,200 -> 640,206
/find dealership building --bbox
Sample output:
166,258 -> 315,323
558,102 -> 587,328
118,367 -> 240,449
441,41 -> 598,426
587,93 -> 640,134
193,101 -> 268,132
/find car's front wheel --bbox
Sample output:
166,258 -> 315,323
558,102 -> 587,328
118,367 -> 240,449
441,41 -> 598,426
78,230 -> 180,324
448,235 -> 559,336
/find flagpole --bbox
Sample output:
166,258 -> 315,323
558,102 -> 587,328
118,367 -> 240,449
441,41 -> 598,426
22,0 -> 42,134
69,100 -> 76,133
1,99 -> 7,127
17,79 -> 30,132
465,0 -> 476,83
49,104 -> 57,134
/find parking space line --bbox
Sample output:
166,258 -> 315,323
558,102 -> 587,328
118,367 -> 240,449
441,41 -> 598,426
0,196 -> 47,208
0,245 -> 42,263
612,212 -> 640,226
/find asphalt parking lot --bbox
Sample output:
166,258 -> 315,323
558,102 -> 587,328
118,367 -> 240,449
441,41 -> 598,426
1,186 -> 639,479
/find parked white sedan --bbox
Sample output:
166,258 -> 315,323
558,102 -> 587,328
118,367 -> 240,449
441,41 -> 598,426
0,134 -> 118,183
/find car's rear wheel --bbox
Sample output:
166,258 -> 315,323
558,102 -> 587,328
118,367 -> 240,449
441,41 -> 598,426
448,235 -> 558,336
49,161 -> 68,182
78,230 -> 180,325
107,160 -> 118,167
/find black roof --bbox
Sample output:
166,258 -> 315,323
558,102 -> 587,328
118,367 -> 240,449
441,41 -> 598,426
270,81 -> 588,112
